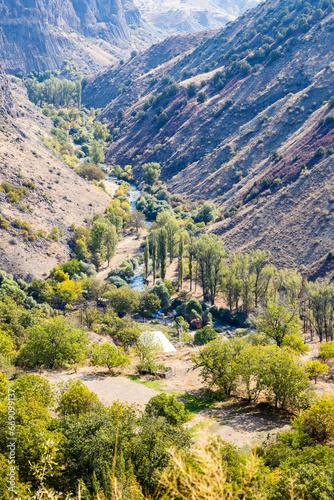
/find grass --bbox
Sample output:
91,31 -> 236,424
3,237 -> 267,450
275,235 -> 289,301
179,393 -> 218,418
189,420 -> 209,434
125,374 -> 173,393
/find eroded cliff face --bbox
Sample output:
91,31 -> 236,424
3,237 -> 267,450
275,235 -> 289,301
0,63 -> 15,117
0,0 -> 143,73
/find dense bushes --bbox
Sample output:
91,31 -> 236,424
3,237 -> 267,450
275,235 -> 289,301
193,337 -> 310,410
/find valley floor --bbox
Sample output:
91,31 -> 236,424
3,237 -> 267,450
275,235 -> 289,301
39,337 -> 334,449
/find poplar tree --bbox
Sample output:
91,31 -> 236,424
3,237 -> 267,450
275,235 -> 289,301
178,232 -> 184,290
158,228 -> 167,279
144,238 -> 150,280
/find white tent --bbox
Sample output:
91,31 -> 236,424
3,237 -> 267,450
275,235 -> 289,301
140,331 -> 176,353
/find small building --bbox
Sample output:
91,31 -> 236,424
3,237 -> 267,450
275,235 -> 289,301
140,331 -> 176,353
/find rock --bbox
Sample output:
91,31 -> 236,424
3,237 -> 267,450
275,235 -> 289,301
0,0 -> 143,73
190,319 -> 203,330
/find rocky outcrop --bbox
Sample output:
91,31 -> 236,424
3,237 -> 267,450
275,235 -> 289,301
0,0 -> 143,73
0,63 -> 15,116
133,0 -> 260,35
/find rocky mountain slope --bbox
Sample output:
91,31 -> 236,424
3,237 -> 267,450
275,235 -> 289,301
0,0 -> 155,74
83,0 -> 334,271
134,0 -> 260,34
0,68 -> 110,280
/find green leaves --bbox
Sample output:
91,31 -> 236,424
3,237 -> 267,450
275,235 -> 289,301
16,317 -> 88,369
193,338 -> 311,410
91,343 -> 130,372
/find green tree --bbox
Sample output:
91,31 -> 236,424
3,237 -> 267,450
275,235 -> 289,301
194,326 -> 217,346
178,232 -> 184,290
57,379 -> 101,417
261,346 -> 310,410
256,301 -> 302,347
104,223 -> 118,266
250,250 -> 270,308
193,234 -> 225,304
193,337 -> 245,395
144,238 -> 150,280
75,235 -> 89,262
103,287 -> 140,316
142,293 -> 161,316
304,359 -> 328,383
157,228 -> 167,279
128,210 -> 146,236
91,343 -> 130,372
82,307 -> 101,329
142,163 -> 161,186
157,213 -> 180,264
149,280 -> 171,309
89,220 -> 107,258
135,332 -> 164,375
90,140 -> 105,165
294,394 -> 334,443
150,230 -> 158,285
145,394 -> 191,426
195,202 -> 217,224
16,317 -> 88,368
319,341 -> 334,360
0,329 -> 15,358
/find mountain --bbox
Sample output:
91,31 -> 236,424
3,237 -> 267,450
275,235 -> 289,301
83,0 -> 334,271
0,0 -> 155,74
134,0 -> 260,34
0,67 -> 110,279
0,64 -> 15,117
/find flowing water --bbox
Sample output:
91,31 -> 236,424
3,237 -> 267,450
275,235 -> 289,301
106,176 -> 150,292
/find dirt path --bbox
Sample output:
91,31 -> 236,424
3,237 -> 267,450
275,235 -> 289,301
42,366 -> 159,407
96,229 -> 147,281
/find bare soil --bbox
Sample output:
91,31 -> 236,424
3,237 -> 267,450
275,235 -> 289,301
40,342 -> 334,448
43,366 -> 159,407
0,81 -> 111,279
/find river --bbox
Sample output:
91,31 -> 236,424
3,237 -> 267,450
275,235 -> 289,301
106,176 -> 150,292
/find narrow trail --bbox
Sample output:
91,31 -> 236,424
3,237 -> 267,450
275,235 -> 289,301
96,178 -> 148,283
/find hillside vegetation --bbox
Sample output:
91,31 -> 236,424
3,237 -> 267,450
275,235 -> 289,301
83,0 -> 334,271
0,69 -> 111,279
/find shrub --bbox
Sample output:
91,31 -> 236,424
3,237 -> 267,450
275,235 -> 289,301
194,326 -> 218,346
145,394 -> 191,426
57,379 -> 101,417
16,317 -> 88,369
319,341 -> 334,360
186,298 -> 202,316
315,146 -> 326,157
78,163 -> 106,181
197,92 -> 208,103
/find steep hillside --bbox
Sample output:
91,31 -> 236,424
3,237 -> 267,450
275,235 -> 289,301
84,0 -> 334,270
0,64 -> 15,118
82,29 -> 209,109
134,0 -> 259,34
0,0 -> 155,74
0,72 -> 110,280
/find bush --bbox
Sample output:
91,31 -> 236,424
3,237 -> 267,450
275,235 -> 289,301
16,317 -> 88,369
319,341 -> 334,360
145,394 -> 191,426
294,394 -> 334,443
57,379 -> 101,417
186,298 -> 202,316
78,163 -> 106,181
315,146 -> 326,157
103,287 -> 140,315
149,281 -> 171,309
194,326 -> 218,346
197,92 -> 208,103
